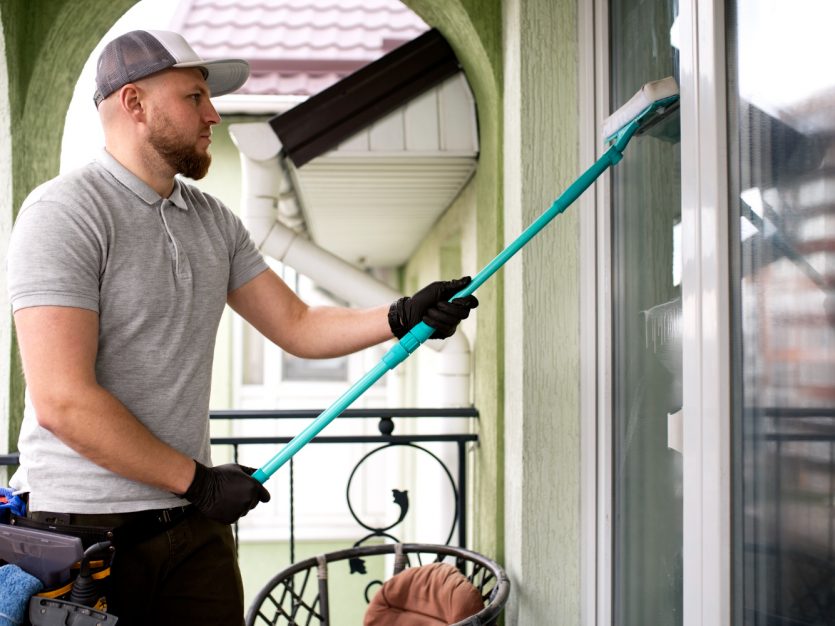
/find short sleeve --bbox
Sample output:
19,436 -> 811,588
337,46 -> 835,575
225,210 -> 268,293
7,200 -> 103,313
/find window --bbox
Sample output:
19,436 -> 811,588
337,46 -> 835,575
609,0 -> 682,624
727,1 -> 835,623
241,323 -> 265,385
281,353 -> 348,382
237,261 -> 350,388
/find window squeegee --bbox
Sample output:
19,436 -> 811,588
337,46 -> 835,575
252,76 -> 681,484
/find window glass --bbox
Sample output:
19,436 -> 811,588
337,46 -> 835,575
242,323 -> 265,385
609,0 -> 682,624
727,2 -> 835,623
282,353 -> 348,382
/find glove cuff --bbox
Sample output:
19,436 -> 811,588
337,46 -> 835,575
388,297 -> 408,339
180,460 -> 209,500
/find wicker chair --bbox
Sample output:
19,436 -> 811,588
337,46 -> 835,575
245,543 -> 510,626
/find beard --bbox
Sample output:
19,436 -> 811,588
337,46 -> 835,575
147,112 -> 212,180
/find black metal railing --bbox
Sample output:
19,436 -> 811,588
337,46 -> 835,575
210,408 -> 479,560
2,408 -> 479,559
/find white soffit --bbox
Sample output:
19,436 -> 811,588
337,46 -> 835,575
291,72 -> 479,268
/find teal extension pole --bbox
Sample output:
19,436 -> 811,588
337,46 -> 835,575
252,95 -> 678,484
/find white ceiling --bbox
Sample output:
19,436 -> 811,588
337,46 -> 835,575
289,72 -> 479,268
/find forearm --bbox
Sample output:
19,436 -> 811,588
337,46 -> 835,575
278,303 -> 392,358
228,270 -> 477,359
228,270 -> 393,359
35,383 -> 195,495
13,306 -> 197,496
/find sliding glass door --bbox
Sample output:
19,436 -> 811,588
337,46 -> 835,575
609,1 -> 683,624
727,2 -> 835,623
596,2 -> 834,624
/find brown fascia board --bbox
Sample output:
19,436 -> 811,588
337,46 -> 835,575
269,29 -> 461,168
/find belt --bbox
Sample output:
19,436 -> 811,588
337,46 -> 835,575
19,504 -> 195,548
28,504 -> 192,527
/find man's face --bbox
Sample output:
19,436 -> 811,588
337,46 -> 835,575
144,68 -> 220,180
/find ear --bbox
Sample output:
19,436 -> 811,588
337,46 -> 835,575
119,84 -> 146,122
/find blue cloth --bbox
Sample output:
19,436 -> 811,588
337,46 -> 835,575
0,564 -> 43,626
0,487 -> 26,524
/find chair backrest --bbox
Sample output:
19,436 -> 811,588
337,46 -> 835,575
245,543 -> 510,626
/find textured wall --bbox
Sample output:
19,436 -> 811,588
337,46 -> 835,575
0,8 -> 10,471
0,0 -> 137,454
503,0 -> 581,624
403,0 -> 505,565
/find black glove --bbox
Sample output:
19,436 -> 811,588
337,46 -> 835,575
388,276 -> 479,340
179,461 -> 271,525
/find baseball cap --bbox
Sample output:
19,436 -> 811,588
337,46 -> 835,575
93,30 -> 250,107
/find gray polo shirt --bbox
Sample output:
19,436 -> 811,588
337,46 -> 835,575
7,150 -> 268,513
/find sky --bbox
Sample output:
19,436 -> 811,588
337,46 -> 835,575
60,0 -> 181,173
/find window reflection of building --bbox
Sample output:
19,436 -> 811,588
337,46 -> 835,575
730,1 -> 835,621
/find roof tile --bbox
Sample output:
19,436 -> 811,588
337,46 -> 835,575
173,0 -> 428,95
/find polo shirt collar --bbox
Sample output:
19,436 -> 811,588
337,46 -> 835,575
96,149 -> 189,211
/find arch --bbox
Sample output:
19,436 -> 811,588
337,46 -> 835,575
9,0 -> 136,211
2,0 -> 137,457
401,0 -> 505,565
1,9 -> 12,463
2,0 -> 504,566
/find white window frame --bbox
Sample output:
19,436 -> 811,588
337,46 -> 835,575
579,0 -> 610,624
580,0 -> 732,625
678,1 -> 732,624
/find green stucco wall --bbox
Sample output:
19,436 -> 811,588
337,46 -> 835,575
503,0 -> 581,624
403,0 -> 505,567
0,9 -> 10,473
0,0 -> 136,456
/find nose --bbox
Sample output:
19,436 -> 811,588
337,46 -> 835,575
203,99 -> 221,125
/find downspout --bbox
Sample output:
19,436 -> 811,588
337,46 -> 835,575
229,122 -> 472,407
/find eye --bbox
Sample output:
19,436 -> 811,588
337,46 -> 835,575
190,93 -> 201,104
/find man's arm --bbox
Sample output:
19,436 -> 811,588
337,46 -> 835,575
228,269 -> 480,359
14,305 -> 196,494
227,269 -> 393,359
15,305 -> 270,522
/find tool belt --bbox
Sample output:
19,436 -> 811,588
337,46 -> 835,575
3,504 -> 195,624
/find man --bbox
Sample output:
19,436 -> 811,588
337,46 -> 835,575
6,30 -> 477,625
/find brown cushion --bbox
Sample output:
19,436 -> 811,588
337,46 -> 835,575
363,562 -> 484,626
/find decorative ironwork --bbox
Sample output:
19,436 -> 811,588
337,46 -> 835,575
346,442 -> 458,545
2,408 -> 479,561
338,417 -> 464,593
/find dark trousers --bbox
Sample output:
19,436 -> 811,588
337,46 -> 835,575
28,509 -> 245,626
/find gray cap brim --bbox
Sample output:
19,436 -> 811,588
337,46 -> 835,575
174,58 -> 250,97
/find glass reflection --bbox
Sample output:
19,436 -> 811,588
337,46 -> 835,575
729,1 -> 835,624
609,0 -> 682,624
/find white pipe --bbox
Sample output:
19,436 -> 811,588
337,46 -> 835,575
262,220 -> 404,305
229,122 -> 472,407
